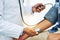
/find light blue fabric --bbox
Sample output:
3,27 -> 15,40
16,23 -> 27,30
48,0 -> 60,33
44,0 -> 60,33
44,5 -> 58,33
0,0 -> 24,40
45,5 -> 58,24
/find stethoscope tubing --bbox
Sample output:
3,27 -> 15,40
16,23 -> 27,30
18,0 -> 53,26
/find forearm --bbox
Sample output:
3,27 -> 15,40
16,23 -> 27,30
34,19 -> 52,31
18,19 -> 52,40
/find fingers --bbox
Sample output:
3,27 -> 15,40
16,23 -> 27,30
27,28 -> 37,36
18,28 -> 39,40
24,27 -> 38,36
37,5 -> 45,12
32,3 -> 42,12
28,29 -> 37,36
32,7 -> 36,12
32,3 -> 45,12
18,34 -> 29,40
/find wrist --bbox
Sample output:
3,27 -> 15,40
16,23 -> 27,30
34,27 -> 42,33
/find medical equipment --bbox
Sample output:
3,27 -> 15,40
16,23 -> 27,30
49,0 -> 60,33
18,0 -> 53,26
35,28 -> 41,33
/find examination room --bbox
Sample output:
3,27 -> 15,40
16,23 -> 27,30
0,0 -> 60,40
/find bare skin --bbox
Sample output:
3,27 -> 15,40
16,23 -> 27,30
13,3 -> 52,40
17,3 -> 52,40
32,3 -> 45,12
17,19 -> 52,40
13,27 -> 38,40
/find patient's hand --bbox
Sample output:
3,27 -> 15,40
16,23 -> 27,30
32,3 -> 45,12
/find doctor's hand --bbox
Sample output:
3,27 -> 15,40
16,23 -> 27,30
32,3 -> 45,12
23,27 -> 38,36
13,27 -> 38,40
18,27 -> 38,40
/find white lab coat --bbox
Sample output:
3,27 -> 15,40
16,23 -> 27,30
0,0 -> 24,40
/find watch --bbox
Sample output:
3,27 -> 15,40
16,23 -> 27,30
35,28 -> 41,33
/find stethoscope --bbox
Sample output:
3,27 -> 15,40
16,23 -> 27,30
18,0 -> 53,26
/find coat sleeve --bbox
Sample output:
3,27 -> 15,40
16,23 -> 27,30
0,0 -> 24,38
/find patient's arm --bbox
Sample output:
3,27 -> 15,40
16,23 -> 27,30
18,19 -> 52,40
34,19 -> 52,31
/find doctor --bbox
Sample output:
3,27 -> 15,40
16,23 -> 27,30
18,0 -> 58,40
0,0 -> 38,40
